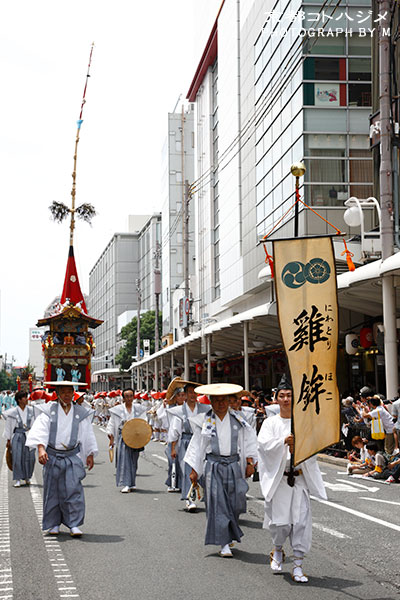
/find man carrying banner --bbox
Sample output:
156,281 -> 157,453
257,374 -> 327,582
257,236 -> 340,582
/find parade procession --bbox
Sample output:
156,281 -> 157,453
1,0 -> 400,599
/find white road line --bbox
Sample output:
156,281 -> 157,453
312,522 -> 351,539
29,474 -> 80,599
311,495 -> 400,532
246,494 -> 264,506
359,497 -> 400,506
151,454 -> 168,463
335,479 -> 380,493
0,458 -> 13,599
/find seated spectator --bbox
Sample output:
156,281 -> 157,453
363,442 -> 388,479
385,456 -> 400,484
347,436 -> 372,475
362,395 -> 395,454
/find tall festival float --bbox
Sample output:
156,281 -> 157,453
38,44 -> 102,390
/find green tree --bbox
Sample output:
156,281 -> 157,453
0,369 -> 17,391
115,311 -> 162,370
21,363 -> 35,378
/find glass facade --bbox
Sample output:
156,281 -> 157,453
212,60 -> 220,299
254,1 -> 373,236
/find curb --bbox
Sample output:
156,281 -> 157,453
317,453 -> 347,468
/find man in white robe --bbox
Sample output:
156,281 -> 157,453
257,375 -> 327,582
106,388 -> 148,492
185,383 -> 258,558
168,381 -> 209,511
4,390 -> 36,486
26,381 -> 97,537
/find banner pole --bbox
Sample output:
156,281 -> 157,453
287,162 -> 306,487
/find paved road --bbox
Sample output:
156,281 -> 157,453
1,421 -> 399,600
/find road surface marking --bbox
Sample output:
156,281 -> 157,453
311,495 -> 400,532
359,497 -> 400,506
0,458 -> 13,600
336,479 -> 379,493
312,522 -> 351,539
323,482 -> 360,493
29,474 -> 80,599
151,454 -> 168,463
246,494 -> 264,506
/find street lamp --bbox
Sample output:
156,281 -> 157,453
291,162 -> 306,238
343,196 -> 381,262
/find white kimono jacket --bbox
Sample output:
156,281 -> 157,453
184,409 -> 258,478
257,414 -> 327,510
25,403 -> 98,462
106,402 -> 148,440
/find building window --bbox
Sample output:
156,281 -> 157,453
306,158 -> 347,184
348,83 -> 371,107
348,58 -> 371,81
303,57 -> 345,81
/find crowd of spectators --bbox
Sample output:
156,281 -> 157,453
342,386 -> 400,484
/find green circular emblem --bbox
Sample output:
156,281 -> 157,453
281,261 -> 306,289
304,258 -> 331,284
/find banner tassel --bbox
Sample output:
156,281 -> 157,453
263,246 -> 274,279
341,239 -> 355,272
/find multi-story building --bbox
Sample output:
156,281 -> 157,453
138,214 -> 162,311
161,107 -> 196,339
134,0 -> 397,395
28,327 -> 45,379
187,0 -> 374,331
88,231 -> 142,374
88,214 -> 163,387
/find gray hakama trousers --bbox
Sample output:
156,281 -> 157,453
42,403 -> 91,531
203,414 -> 248,546
165,442 -> 182,489
178,432 -> 193,500
12,427 -> 35,481
43,446 -> 86,530
116,432 -> 140,488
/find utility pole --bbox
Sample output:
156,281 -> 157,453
379,1 -> 399,399
181,105 -> 190,380
183,180 -> 190,338
136,278 -> 142,365
154,241 -> 161,353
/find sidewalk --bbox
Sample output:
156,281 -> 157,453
317,453 -> 347,468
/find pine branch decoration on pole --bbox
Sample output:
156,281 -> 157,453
49,201 -> 70,223
49,43 -> 96,245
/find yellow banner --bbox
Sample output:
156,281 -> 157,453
273,237 -> 340,466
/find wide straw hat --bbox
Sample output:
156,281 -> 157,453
194,383 -> 243,396
166,377 -> 198,400
121,419 -> 152,449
